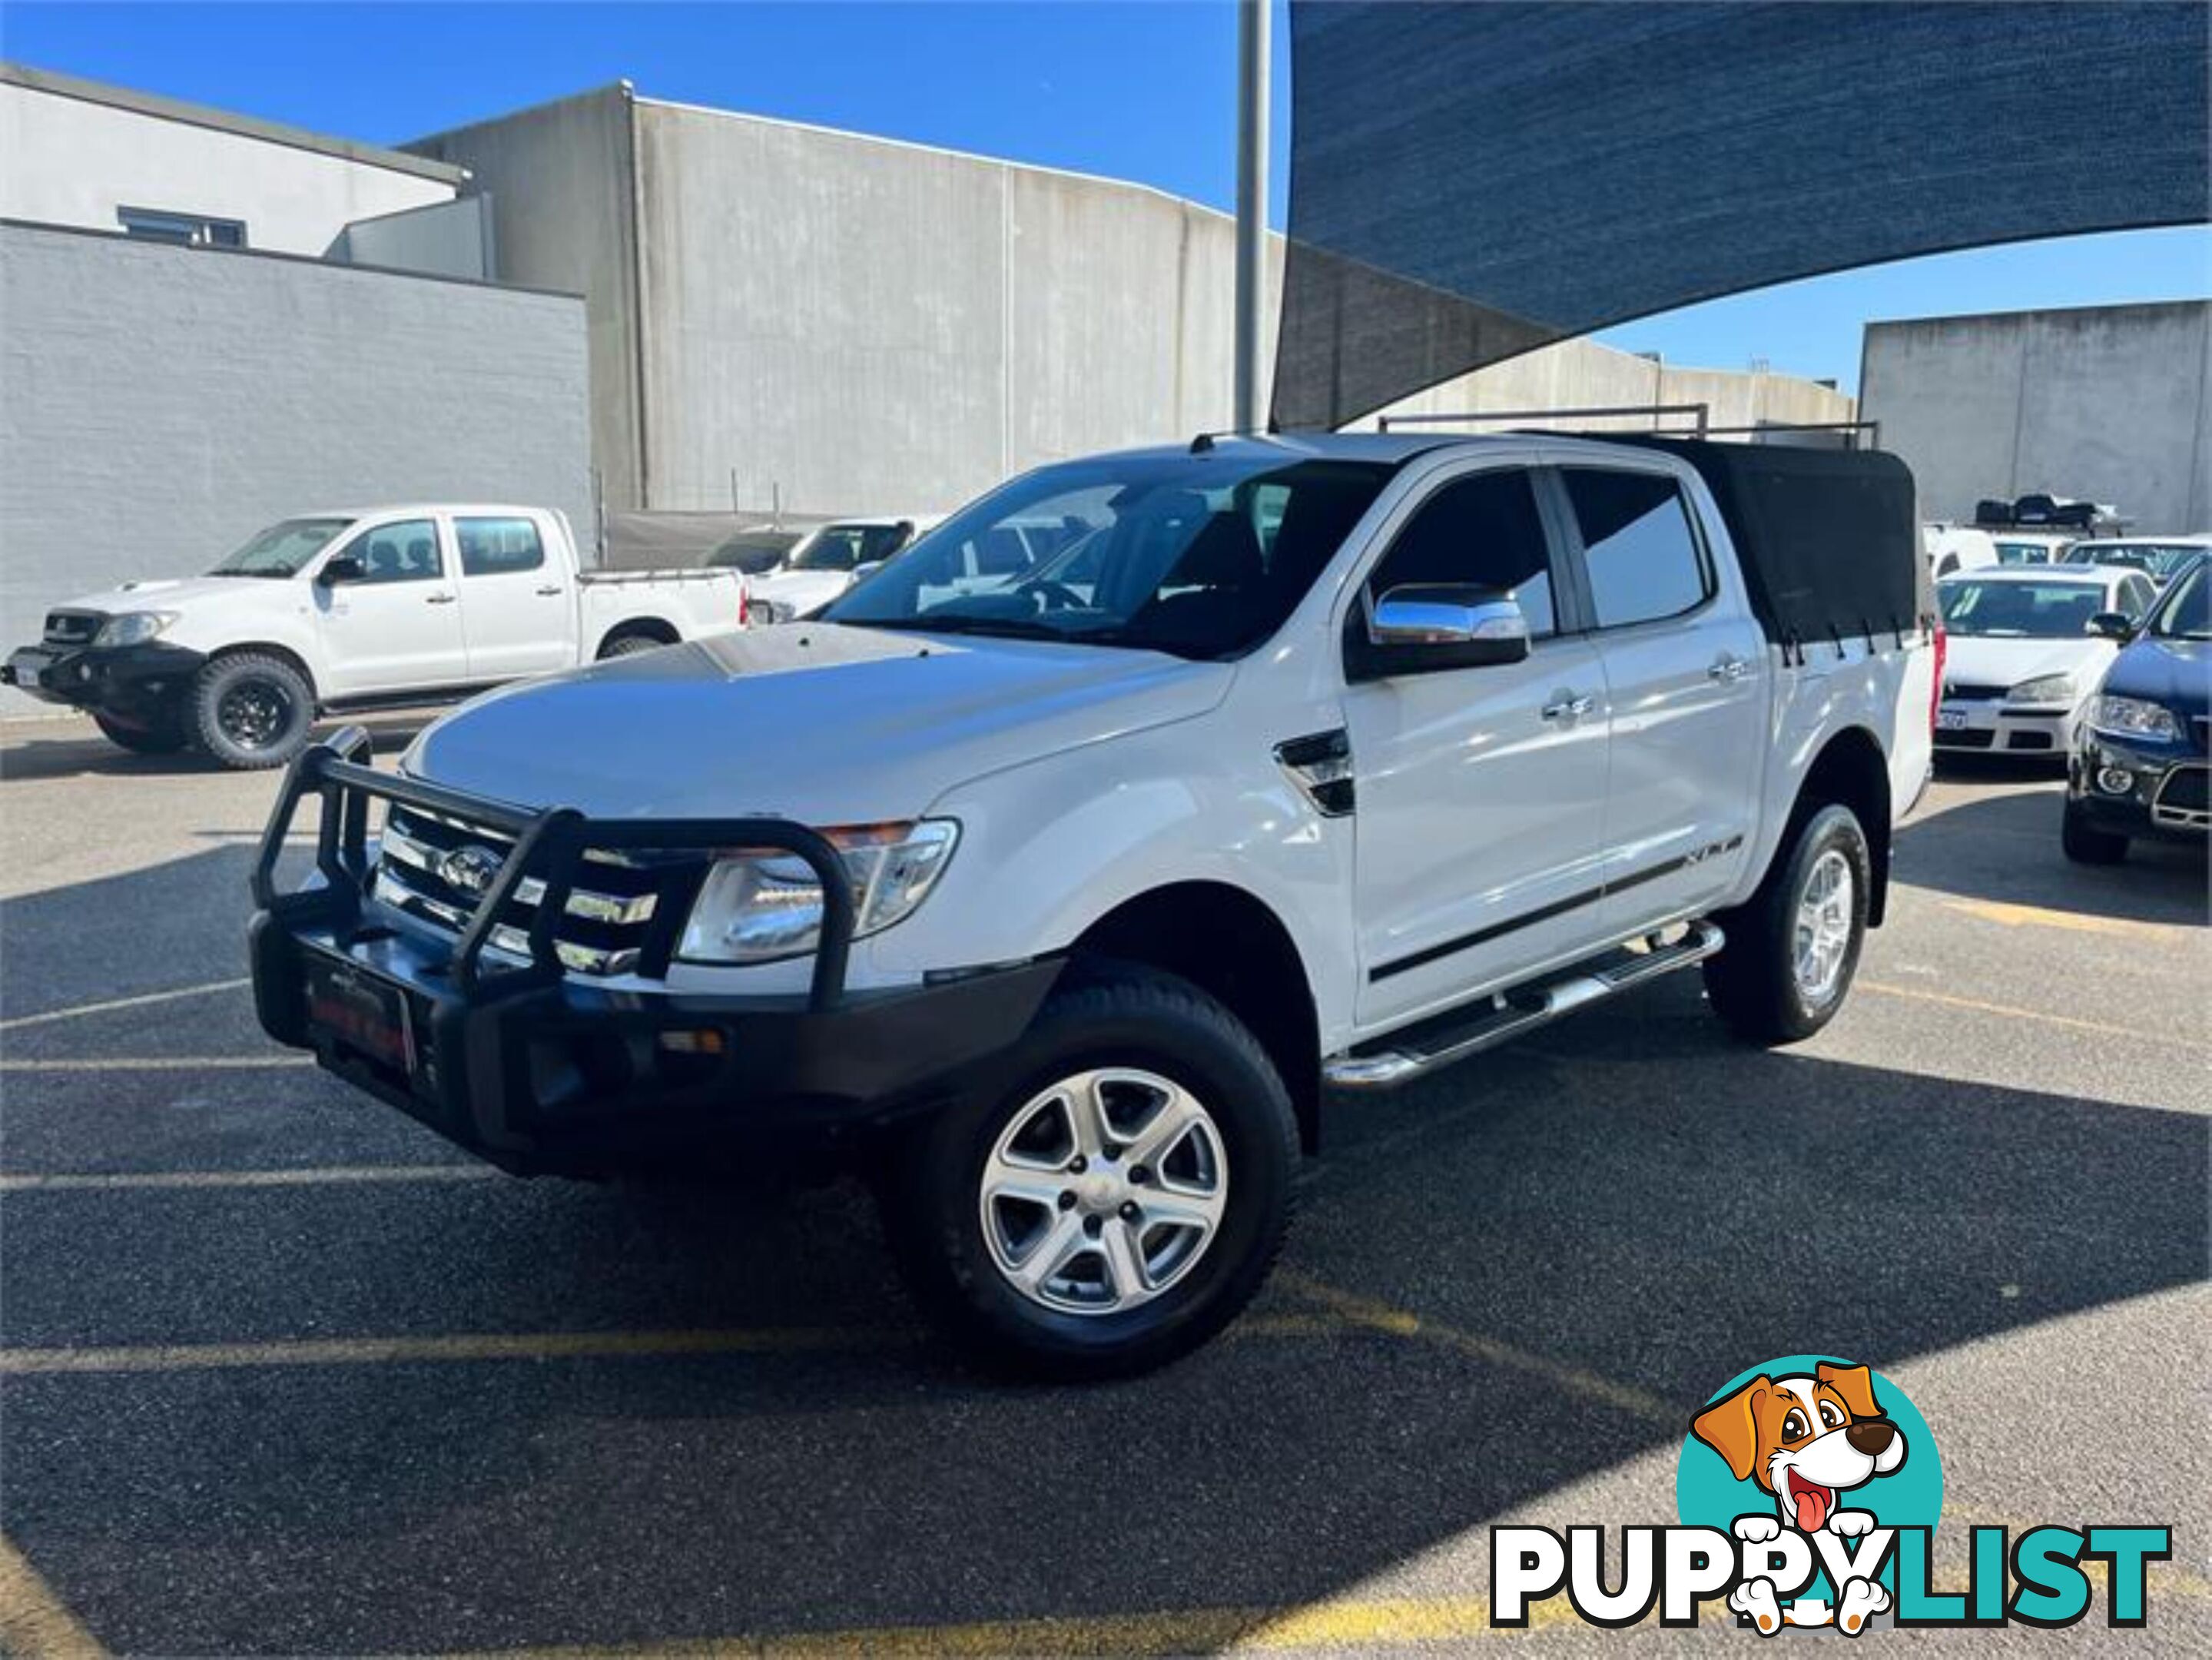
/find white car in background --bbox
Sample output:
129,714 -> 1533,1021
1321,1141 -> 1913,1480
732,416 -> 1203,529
1989,530 -> 2077,566
1922,523 -> 1998,579
745,516 -> 943,622
1935,565 -> 2160,760
2059,533 -> 2211,589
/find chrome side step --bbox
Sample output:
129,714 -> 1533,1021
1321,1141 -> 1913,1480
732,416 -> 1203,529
1322,921 -> 1726,1091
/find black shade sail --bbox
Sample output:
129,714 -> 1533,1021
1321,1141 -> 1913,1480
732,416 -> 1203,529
1275,1 -> 2212,431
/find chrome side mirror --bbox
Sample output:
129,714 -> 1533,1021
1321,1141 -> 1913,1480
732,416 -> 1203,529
1354,585 -> 1532,679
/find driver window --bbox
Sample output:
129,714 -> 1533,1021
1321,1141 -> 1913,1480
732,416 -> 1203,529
1366,469 -> 1557,637
345,520 -> 441,585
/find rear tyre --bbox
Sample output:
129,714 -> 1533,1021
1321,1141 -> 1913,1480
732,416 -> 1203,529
1703,802 -> 1871,1047
188,652 -> 315,769
2061,800 -> 2128,865
885,964 -> 1298,1381
94,709 -> 189,755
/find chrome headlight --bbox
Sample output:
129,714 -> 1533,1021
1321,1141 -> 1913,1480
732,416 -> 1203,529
92,611 -> 178,647
2006,672 -> 2077,706
2086,695 -> 2184,741
678,820 -> 959,964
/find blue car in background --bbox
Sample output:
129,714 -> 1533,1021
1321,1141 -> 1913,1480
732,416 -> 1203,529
2064,554 -> 2211,863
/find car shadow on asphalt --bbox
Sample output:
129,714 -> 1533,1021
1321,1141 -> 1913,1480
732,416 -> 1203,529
0,712 -> 437,783
1903,765 -> 2207,928
4,940 -> 2203,1652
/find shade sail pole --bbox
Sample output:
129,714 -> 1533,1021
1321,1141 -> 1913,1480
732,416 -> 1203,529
1233,0 -> 1270,433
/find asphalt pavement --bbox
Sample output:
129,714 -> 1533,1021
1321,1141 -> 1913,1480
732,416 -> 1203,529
1,713 -> 2205,1657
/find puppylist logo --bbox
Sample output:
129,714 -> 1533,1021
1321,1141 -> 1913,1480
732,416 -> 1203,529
1490,1354 -> 2171,1635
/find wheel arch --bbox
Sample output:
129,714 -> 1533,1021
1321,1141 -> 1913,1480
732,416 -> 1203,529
1066,880 -> 1323,1154
595,616 -> 679,658
1793,725 -> 1894,925
204,641 -> 320,706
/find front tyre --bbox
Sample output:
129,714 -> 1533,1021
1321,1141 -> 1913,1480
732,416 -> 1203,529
2061,799 -> 2128,865
887,965 -> 1298,1380
1703,802 -> 1871,1046
188,652 -> 315,769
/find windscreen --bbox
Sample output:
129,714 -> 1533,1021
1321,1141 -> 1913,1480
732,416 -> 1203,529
826,454 -> 1393,659
2148,560 -> 2210,640
1940,578 -> 2111,639
207,518 -> 353,578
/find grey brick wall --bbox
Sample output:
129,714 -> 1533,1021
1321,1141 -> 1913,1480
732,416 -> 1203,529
1,222 -> 591,712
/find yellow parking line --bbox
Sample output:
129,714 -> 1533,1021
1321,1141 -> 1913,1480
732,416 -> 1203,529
0,1326 -> 906,1375
1278,1273 -> 1677,1425
1942,897 -> 2199,941
0,1164 -> 499,1194
0,1310 -> 1355,1377
456,1592 -> 1616,1658
0,977 -> 250,1032
0,1055 -> 314,1072
1859,981 -> 2210,1048
0,1533 -> 106,1660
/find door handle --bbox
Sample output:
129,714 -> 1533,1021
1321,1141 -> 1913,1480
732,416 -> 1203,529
425,593 -> 456,606
535,585 -> 563,597
1540,693 -> 1595,721
1707,656 -> 1749,682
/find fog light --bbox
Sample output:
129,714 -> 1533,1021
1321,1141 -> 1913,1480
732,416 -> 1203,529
2096,766 -> 2134,795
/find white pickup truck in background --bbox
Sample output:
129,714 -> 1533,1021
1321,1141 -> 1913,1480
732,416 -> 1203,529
741,515 -> 943,623
5,505 -> 747,767
250,434 -> 1934,1377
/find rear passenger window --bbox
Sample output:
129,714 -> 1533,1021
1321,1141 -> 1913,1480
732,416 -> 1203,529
456,517 -> 546,576
1562,470 -> 1710,629
1367,469 -> 1556,637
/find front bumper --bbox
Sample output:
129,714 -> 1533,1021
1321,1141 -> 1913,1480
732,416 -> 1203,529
2068,729 -> 2210,842
1934,698 -> 2073,757
2,640 -> 204,716
248,729 -> 1060,1174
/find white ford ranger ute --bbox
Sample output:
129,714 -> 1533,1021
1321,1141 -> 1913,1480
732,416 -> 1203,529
5,506 -> 747,768
248,434 -> 1935,1378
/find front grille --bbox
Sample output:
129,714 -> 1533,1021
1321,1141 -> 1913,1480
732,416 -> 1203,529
43,610 -> 103,646
1935,729 -> 1995,749
372,805 -> 701,976
2006,731 -> 2054,751
2152,765 -> 2210,828
1942,682 -> 2008,702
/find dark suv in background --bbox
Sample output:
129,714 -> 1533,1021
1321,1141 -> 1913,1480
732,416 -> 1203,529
2064,554 -> 2210,863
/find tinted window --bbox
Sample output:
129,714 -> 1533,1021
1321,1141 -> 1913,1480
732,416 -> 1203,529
1562,469 -> 1709,629
1367,469 -> 1556,636
347,520 -> 442,585
456,517 -> 546,576
2121,576 -> 2156,616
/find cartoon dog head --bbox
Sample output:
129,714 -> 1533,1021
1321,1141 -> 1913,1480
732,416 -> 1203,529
1691,1363 -> 1907,1532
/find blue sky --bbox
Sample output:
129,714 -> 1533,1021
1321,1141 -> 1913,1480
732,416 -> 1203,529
5,1 -> 2205,390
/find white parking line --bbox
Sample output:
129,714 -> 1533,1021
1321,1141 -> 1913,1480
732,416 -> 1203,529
0,977 -> 251,1031
0,1056 -> 313,1072
0,1165 -> 499,1194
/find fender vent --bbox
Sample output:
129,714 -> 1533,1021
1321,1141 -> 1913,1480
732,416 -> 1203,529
1275,729 -> 1355,817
